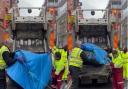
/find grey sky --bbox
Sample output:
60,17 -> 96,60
18,0 -> 109,17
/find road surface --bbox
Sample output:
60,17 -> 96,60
7,79 -> 112,89
7,83 -> 112,89
79,83 -> 112,89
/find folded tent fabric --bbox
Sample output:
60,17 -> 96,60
6,50 -> 52,89
81,43 -> 111,64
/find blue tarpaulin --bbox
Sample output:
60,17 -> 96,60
81,43 -> 111,64
6,50 -> 52,89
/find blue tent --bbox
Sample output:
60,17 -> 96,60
81,43 -> 111,64
6,50 -> 52,89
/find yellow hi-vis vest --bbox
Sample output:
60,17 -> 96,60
0,45 -> 9,69
53,49 -> 69,80
122,52 -> 128,80
69,47 -> 83,68
111,50 -> 123,68
51,46 -> 60,67
61,50 -> 69,80
52,46 -> 60,54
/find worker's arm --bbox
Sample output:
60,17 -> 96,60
115,52 -> 128,68
55,63 -> 65,75
2,51 -> 16,67
121,52 -> 128,63
62,62 -> 69,80
52,46 -> 59,54
80,51 -> 87,60
116,48 -> 123,57
55,58 -> 66,75
114,55 -> 124,68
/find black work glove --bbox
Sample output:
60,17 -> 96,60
62,80 -> 68,84
48,48 -> 52,54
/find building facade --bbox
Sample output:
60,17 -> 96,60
107,0 -> 122,48
0,0 -> 18,42
0,0 -> 18,50
121,0 -> 128,48
44,0 -> 80,48
56,0 -> 80,49
56,1 -> 67,47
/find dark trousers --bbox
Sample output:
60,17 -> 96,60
51,69 -> 64,89
0,69 -> 6,89
69,66 -> 81,89
7,76 -> 23,89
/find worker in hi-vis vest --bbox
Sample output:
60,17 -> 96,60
69,41 -> 87,89
51,46 -> 69,89
0,42 -> 16,89
121,48 -> 128,89
110,48 -> 124,89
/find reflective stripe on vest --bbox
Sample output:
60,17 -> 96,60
52,46 -> 60,68
0,45 -> 9,69
52,46 -> 60,54
69,47 -> 83,68
53,49 -> 68,80
61,50 -> 68,80
122,52 -> 128,79
69,60 -> 83,68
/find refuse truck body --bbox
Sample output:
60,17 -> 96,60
11,7 -> 48,52
8,7 -> 52,89
76,9 -> 111,84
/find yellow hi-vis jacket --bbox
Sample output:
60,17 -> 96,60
0,45 -> 9,69
51,46 -> 59,66
122,52 -> 128,80
111,49 -> 123,68
52,46 -> 59,54
69,47 -> 83,68
52,47 -> 69,80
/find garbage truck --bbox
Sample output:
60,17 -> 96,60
11,7 -> 48,52
76,9 -> 112,84
7,7 -> 53,89
9,7 -> 72,89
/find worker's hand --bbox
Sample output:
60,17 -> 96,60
11,52 -> 15,58
62,80 -> 68,84
48,49 -> 52,54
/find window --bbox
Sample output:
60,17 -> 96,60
48,0 -> 58,2
112,1 -> 121,5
